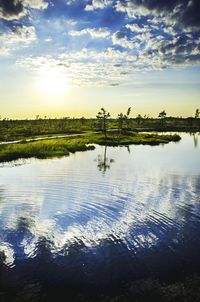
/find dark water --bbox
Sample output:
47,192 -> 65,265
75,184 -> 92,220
0,132 -> 200,301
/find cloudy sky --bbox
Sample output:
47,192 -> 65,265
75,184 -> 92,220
0,0 -> 199,118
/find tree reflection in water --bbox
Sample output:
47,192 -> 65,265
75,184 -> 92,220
96,146 -> 114,174
191,132 -> 199,148
95,145 -> 131,174
0,134 -> 200,301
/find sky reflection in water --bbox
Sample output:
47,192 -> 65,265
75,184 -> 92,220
0,133 -> 200,288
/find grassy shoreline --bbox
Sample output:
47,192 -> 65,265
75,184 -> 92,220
0,132 -> 181,163
92,132 -> 181,146
0,117 -> 199,142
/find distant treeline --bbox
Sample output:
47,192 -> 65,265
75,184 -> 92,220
0,113 -> 199,142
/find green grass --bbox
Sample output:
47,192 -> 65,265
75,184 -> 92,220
0,117 -> 199,142
0,132 -> 181,163
87,132 -> 181,146
0,137 -> 94,163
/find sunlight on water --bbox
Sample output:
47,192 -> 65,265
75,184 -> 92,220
0,133 -> 200,292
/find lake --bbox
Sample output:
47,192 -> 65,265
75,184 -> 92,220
0,132 -> 200,301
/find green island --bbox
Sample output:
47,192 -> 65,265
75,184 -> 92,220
0,132 -> 181,163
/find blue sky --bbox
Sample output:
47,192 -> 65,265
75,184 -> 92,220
0,0 -> 199,118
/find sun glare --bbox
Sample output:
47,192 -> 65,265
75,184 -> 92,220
38,67 -> 69,97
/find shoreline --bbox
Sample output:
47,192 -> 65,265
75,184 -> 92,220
0,132 -> 181,163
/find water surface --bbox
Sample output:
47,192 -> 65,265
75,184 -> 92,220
0,132 -> 200,299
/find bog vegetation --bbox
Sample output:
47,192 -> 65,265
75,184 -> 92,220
0,132 -> 181,163
0,108 -> 199,142
0,107 -> 199,162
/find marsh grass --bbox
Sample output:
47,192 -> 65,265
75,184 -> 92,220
90,132 -> 181,146
0,132 -> 181,163
0,137 -> 95,162
0,117 -> 199,142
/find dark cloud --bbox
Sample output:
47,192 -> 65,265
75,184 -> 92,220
58,63 -> 71,68
114,30 -> 126,39
181,0 -> 200,28
158,34 -> 200,66
131,0 -> 177,12
120,0 -> 200,30
0,0 -> 24,20
0,0 -> 48,20
109,82 -> 119,86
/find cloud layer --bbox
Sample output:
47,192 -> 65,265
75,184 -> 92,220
0,0 -> 199,87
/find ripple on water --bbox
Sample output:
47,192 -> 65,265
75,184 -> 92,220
0,134 -> 200,288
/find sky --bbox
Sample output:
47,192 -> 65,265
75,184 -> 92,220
0,0 -> 199,119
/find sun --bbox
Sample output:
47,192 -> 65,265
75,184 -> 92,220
38,67 -> 69,97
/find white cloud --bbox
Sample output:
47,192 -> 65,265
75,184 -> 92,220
162,26 -> 177,36
65,0 -> 78,5
17,48 -> 137,87
68,30 -> 85,37
16,47 -> 155,87
65,19 -> 78,26
24,0 -> 48,10
0,26 -> 37,55
85,0 -> 111,11
115,1 -> 149,18
69,27 -> 110,38
126,23 -> 148,33
0,26 -> 37,45
0,46 -> 10,56
44,37 -> 53,42
112,31 -> 139,49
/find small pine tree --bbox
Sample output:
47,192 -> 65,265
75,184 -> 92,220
158,110 -> 167,127
96,108 -> 110,138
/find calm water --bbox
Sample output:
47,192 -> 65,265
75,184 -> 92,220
0,132 -> 200,300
